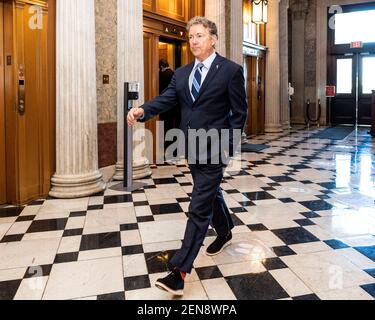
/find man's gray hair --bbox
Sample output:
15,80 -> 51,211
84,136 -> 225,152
186,16 -> 218,39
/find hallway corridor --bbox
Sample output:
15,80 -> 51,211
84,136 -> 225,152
0,127 -> 374,300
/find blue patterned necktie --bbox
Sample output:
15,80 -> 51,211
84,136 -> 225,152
191,63 -> 204,101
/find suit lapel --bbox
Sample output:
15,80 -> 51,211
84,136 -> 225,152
184,63 -> 195,106
193,54 -> 224,105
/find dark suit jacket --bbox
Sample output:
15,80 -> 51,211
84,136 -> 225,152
140,54 -> 248,163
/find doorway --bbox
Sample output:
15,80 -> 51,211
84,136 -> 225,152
329,53 -> 375,125
243,54 -> 265,136
328,3 -> 375,125
143,32 -> 187,163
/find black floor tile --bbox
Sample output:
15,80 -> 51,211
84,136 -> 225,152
248,224 -> 268,231
230,214 -> 245,226
28,200 -> 45,206
360,283 -> 375,298
79,232 -> 121,251
104,194 -> 133,204
152,178 -> 178,185
0,234 -> 24,243
87,205 -> 104,211
54,252 -> 79,264
15,215 -> 36,222
293,294 -> 320,301
122,245 -> 144,256
299,200 -> 333,212
137,216 -> 155,223
195,266 -> 223,280
0,206 -> 24,218
24,265 -> 53,278
150,203 -> 183,215
242,192 -> 275,201
225,272 -> 289,300
261,257 -> 288,271
300,211 -> 321,219
272,227 -> 320,245
270,176 -> 296,183
364,269 -> 375,279
294,219 -> 315,227
238,201 -> 255,207
27,218 -> 68,233
133,201 -> 149,207
230,207 -> 247,214
124,275 -> 150,291
324,239 -> 350,250
272,246 -> 296,257
69,211 -> 87,218
176,197 -> 191,203
279,198 -> 295,203
63,228 -> 83,237
97,292 -> 125,300
120,223 -> 139,231
144,250 -> 178,274
0,280 -> 22,300
354,246 -> 375,262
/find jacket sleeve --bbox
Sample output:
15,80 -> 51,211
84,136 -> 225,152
227,66 -> 248,154
139,73 -> 178,122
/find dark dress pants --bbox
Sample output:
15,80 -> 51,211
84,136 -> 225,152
169,163 -> 234,273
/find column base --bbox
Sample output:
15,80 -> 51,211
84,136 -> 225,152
264,123 -> 283,133
49,171 -> 106,199
113,157 -> 152,181
282,121 -> 291,130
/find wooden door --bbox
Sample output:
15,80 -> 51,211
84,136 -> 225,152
4,0 -> 54,204
143,32 -> 159,163
244,55 -> 265,136
0,1 -> 6,204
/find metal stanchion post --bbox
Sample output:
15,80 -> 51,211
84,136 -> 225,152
110,82 -> 147,192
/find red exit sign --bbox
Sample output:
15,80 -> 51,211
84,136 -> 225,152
326,85 -> 336,97
351,41 -> 363,49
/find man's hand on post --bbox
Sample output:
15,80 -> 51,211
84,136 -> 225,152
127,107 -> 144,126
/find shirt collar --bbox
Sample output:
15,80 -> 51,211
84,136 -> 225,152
194,51 -> 217,71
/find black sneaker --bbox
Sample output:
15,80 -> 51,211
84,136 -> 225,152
206,232 -> 232,256
155,269 -> 184,296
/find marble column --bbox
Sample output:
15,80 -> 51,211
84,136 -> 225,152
114,0 -> 152,181
280,0 -> 290,129
228,0 -> 244,65
50,0 -> 106,198
205,0 -> 243,64
290,0 -> 308,124
205,0 -> 227,57
265,0 -> 283,133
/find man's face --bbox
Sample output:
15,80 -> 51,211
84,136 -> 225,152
188,24 -> 217,61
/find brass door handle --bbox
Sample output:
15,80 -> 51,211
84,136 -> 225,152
18,65 -> 25,115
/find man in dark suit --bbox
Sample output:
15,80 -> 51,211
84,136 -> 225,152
128,16 -> 247,296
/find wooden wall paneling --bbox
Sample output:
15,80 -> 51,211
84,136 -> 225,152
156,0 -> 188,22
143,0 -> 153,12
0,1 -> 6,204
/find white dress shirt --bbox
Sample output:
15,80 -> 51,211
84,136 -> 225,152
189,51 -> 217,101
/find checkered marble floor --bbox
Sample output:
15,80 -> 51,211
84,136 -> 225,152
1,126 -> 375,300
